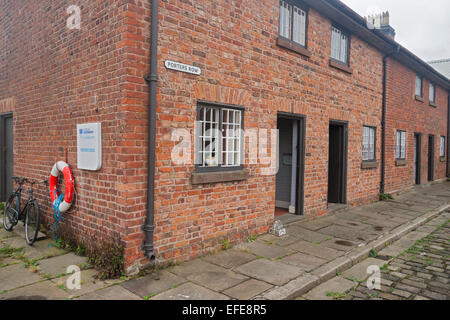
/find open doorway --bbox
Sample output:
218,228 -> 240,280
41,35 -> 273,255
275,113 -> 305,217
414,133 -> 421,185
0,113 -> 13,202
328,120 -> 348,206
428,134 -> 435,182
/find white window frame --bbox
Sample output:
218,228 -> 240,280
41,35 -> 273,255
196,103 -> 244,171
362,126 -> 376,161
279,0 -> 307,47
331,26 -> 349,65
396,130 -> 407,160
440,136 -> 445,157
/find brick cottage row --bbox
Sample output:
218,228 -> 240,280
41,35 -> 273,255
0,0 -> 449,273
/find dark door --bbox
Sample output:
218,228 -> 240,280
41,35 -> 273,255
414,134 -> 421,184
328,122 -> 347,204
1,114 -> 13,201
428,135 -> 434,182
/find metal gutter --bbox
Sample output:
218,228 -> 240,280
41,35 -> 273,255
142,0 -> 158,261
310,0 -> 450,90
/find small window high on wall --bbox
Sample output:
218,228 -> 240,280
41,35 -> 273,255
331,26 -> 349,65
279,0 -> 307,47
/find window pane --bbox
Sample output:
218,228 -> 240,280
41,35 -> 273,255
222,109 -> 242,167
415,76 -> 422,96
199,107 -> 220,167
279,1 -> 291,39
331,27 -> 340,61
362,126 -> 375,161
429,83 -> 435,102
441,137 -> 445,157
340,33 -> 348,64
292,6 -> 306,46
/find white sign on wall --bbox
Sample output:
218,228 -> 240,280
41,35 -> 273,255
77,123 -> 102,171
165,60 -> 201,75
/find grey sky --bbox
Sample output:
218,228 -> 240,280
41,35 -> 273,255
341,0 -> 450,62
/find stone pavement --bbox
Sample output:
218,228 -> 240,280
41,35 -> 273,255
0,181 -> 449,300
299,212 -> 450,300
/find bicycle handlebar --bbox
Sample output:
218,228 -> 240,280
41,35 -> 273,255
12,177 -> 48,186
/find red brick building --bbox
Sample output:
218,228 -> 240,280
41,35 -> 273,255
0,0 -> 449,273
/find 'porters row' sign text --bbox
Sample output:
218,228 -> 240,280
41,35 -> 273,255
165,60 -> 201,76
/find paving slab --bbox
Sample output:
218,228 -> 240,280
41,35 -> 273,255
243,241 -> 293,260
288,240 -> 342,260
299,217 -> 338,231
279,252 -> 327,271
202,249 -> 256,269
36,252 -> 88,277
303,276 -> 355,300
334,219 -> 369,230
151,282 -> 229,300
0,264 -> 43,291
341,257 -> 386,282
402,231 -> 430,241
289,226 -> 331,243
0,280 -> 69,300
52,269 -> 120,298
75,284 -> 141,300
317,225 -> 378,242
235,259 -> 304,286
170,259 -> 248,291
378,245 -> 405,257
319,237 -> 359,252
20,238 -> 67,261
121,270 -> 186,298
222,279 -> 273,300
391,238 -> 417,250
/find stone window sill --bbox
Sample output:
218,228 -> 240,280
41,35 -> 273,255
415,95 -> 424,102
329,59 -> 353,74
429,102 -> 438,108
191,169 -> 249,185
395,159 -> 407,166
276,37 -> 311,58
361,161 -> 378,169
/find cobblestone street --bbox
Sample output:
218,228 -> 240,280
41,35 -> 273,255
300,212 -> 449,300
348,220 -> 449,300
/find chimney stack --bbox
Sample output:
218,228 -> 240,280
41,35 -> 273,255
365,11 -> 396,40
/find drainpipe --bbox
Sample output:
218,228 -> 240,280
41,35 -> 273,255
380,45 -> 400,195
142,0 -> 159,261
447,93 -> 450,177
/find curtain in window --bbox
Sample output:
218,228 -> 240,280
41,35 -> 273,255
415,76 -> 422,96
292,6 -> 306,46
279,1 -> 291,39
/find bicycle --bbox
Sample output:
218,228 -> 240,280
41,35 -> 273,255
3,176 -> 47,245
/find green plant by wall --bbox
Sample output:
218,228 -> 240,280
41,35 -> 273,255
87,237 -> 125,280
379,193 -> 394,201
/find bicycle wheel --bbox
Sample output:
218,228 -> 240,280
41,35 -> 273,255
25,200 -> 40,245
3,194 -> 19,231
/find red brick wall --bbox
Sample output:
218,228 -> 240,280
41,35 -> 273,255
3,0 -> 445,273
385,58 -> 448,194
145,0 -> 384,265
0,0 -> 152,273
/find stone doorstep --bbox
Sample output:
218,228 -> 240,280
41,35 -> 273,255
260,204 -> 449,300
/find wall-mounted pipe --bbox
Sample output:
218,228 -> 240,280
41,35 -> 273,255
447,93 -> 450,177
143,0 -> 159,261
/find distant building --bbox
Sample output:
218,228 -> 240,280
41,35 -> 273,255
429,59 -> 450,79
